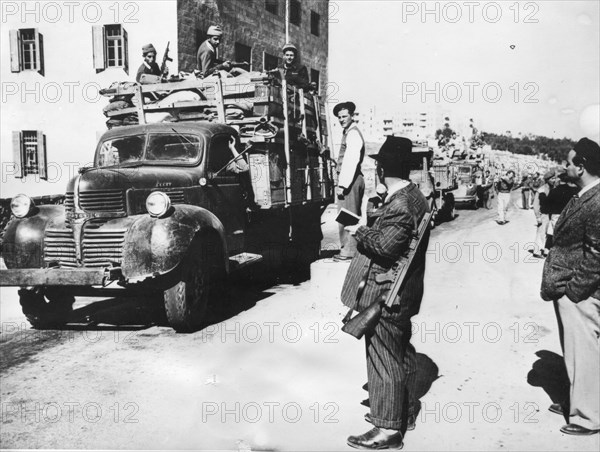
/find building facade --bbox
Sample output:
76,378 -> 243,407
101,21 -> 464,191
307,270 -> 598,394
177,0 -> 329,90
1,1 -> 178,198
1,0 -> 329,200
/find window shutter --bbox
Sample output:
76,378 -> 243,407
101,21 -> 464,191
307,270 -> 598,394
123,27 -> 129,75
92,25 -> 105,72
35,29 -> 45,76
37,131 -> 47,180
12,131 -> 24,179
9,29 -> 22,73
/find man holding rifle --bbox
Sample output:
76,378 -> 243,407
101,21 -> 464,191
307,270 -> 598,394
342,137 -> 430,450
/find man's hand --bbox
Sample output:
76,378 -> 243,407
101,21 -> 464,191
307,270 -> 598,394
344,224 -> 361,236
337,186 -> 347,200
222,61 -> 232,70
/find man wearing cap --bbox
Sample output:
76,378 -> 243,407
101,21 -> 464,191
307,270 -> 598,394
494,169 -> 518,224
541,137 -> 600,436
341,137 -> 430,449
196,25 -> 231,78
276,43 -> 310,89
333,101 -> 365,261
136,44 -> 163,84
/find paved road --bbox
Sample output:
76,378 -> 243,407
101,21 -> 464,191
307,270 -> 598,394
1,195 -> 598,450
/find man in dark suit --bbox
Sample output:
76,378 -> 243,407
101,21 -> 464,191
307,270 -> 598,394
541,137 -> 600,436
341,137 -> 430,449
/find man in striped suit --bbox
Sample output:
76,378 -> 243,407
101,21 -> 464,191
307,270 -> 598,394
342,137 -> 430,450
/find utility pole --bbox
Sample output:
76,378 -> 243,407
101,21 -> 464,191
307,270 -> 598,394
285,0 -> 290,43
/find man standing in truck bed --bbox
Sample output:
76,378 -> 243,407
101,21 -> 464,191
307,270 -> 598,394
333,101 -> 365,261
196,25 -> 231,78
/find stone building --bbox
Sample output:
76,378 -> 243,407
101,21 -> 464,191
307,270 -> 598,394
178,0 -> 329,90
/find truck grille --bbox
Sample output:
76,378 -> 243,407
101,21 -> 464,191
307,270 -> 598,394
64,190 -> 126,216
166,190 -> 185,204
79,189 -> 126,212
43,221 -> 126,268
82,221 -> 126,267
44,227 -> 77,268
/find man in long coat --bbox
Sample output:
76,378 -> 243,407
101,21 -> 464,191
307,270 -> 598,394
342,137 -> 430,449
541,137 -> 600,436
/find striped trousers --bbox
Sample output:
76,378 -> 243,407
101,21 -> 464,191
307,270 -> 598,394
366,311 -> 418,430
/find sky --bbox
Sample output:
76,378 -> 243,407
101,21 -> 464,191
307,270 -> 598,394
328,0 -> 600,141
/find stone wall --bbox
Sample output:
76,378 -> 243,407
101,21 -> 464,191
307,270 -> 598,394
177,0 -> 328,88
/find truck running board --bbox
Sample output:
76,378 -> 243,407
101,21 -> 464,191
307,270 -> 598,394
228,253 -> 263,272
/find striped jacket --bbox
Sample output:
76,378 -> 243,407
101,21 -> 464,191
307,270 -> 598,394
341,183 -> 430,322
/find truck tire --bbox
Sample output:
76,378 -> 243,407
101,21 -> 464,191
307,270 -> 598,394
163,242 -> 210,333
19,288 -> 74,329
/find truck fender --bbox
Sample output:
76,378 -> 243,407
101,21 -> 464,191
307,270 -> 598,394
2,205 -> 64,269
121,205 -> 228,281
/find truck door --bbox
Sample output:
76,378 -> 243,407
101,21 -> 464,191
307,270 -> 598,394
205,134 -> 247,255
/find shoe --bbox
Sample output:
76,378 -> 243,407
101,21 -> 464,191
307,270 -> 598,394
548,403 -> 563,415
365,413 -> 416,431
532,253 -> 545,259
361,398 -> 370,407
347,427 -> 404,450
362,383 -> 369,391
333,254 -> 353,262
560,424 -> 600,436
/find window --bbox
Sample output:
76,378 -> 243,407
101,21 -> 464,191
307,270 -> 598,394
311,11 -> 320,36
9,28 -> 45,75
290,0 -> 301,26
92,24 -> 129,74
12,131 -> 47,180
208,135 -> 241,182
265,0 -> 278,15
263,52 -> 279,71
310,69 -> 320,91
96,135 -> 145,167
234,42 -> 252,70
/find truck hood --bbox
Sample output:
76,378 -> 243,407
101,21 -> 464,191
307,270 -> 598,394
67,166 -> 200,193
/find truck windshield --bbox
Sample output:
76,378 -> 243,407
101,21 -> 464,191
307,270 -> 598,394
97,135 -> 145,167
146,133 -> 202,163
96,133 -> 203,167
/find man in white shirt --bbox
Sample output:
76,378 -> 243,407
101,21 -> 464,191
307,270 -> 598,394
333,101 -> 365,261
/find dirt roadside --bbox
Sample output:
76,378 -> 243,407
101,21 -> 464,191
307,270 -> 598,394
1,194 -> 599,451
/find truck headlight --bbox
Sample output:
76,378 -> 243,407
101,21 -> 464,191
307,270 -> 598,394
10,194 -> 34,218
146,191 -> 171,218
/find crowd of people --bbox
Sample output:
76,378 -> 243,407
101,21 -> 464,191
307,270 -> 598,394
132,25 -> 599,450
330,95 -> 600,448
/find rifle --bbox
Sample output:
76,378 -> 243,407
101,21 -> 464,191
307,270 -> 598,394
341,209 -> 434,339
161,41 -> 173,77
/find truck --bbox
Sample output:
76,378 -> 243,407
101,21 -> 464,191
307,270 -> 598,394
0,72 -> 335,332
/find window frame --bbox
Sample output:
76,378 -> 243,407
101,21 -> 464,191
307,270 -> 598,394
263,51 -> 280,71
310,10 -> 320,36
12,130 -> 47,180
289,0 -> 301,26
265,0 -> 278,15
9,28 -> 45,75
92,24 -> 129,74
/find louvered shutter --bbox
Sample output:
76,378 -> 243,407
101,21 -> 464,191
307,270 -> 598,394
37,131 -> 47,180
12,132 -> 24,179
92,25 -> 105,71
9,29 -> 21,73
35,30 -> 45,76
123,27 -> 129,75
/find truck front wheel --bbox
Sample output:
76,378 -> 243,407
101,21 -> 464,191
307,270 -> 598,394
19,288 -> 74,329
163,243 -> 210,333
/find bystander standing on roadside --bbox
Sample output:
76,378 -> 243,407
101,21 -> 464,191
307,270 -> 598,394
495,170 -> 519,225
333,101 -> 365,261
541,137 -> 600,436
520,172 -> 531,209
531,171 -> 544,222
